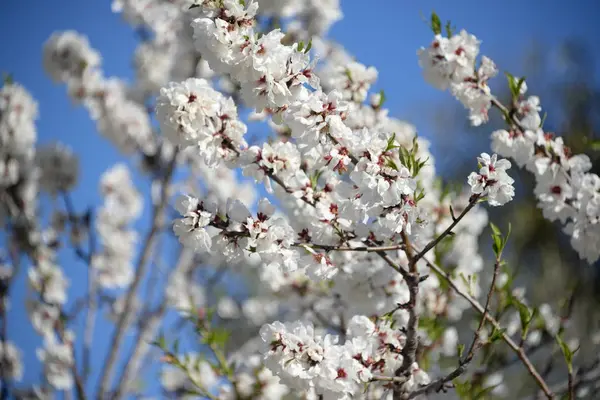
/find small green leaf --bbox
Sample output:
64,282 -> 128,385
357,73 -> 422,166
489,326 -> 506,343
516,77 -> 526,96
430,12 -> 442,35
556,334 -> 573,373
457,343 -> 465,358
385,133 -> 397,152
490,222 -> 501,237
587,138 -> 600,151
513,299 -> 532,334
304,38 -> 312,53
377,89 -> 386,108
445,20 -> 455,38
297,41 -> 304,52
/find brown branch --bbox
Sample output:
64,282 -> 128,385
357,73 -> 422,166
96,152 -> 178,398
295,242 -> 405,253
392,231 -> 420,399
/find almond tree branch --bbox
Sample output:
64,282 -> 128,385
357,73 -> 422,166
295,242 -> 406,253
97,152 -> 178,398
392,231 -> 420,399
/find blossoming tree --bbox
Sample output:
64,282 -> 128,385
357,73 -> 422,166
1,1 -> 599,399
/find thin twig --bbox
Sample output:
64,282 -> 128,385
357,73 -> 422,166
411,196 -> 479,268
295,242 -> 405,253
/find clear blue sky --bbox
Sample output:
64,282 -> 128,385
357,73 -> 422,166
1,0 -> 598,397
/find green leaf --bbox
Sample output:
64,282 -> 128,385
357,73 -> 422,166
304,38 -> 312,53
516,77 -> 526,96
490,222 -> 511,258
513,298 -> 532,334
205,327 -> 230,348
457,343 -> 465,358
385,133 -> 397,152
505,72 -> 520,101
386,159 -> 399,171
297,41 -> 305,52
489,326 -> 506,343
430,12 -> 442,35
587,138 -> 600,151
556,334 -> 573,373
445,20 -> 455,38
490,222 -> 501,237
377,89 -> 386,108
154,333 -> 167,350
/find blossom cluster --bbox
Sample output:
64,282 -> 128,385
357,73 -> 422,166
419,26 -> 600,263
43,31 -> 156,156
0,82 -> 39,221
259,316 -> 430,398
156,77 -> 248,165
92,164 -> 142,289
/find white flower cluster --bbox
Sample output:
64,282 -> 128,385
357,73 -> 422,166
156,78 -> 247,165
468,153 -> 515,206
420,28 -> 600,263
35,143 -> 79,195
0,341 -> 23,381
222,352 -> 289,400
259,316 -> 430,398
418,31 -> 497,126
241,141 -> 301,193
0,82 -> 38,187
174,195 -> 298,272
161,353 -> 218,396
191,1 -> 318,112
493,116 -> 600,262
92,164 -> 142,288
28,256 -> 69,307
43,31 -> 155,155
36,334 -> 75,390
0,83 -> 39,225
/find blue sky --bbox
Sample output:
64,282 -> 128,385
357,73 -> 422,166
1,0 -> 599,397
